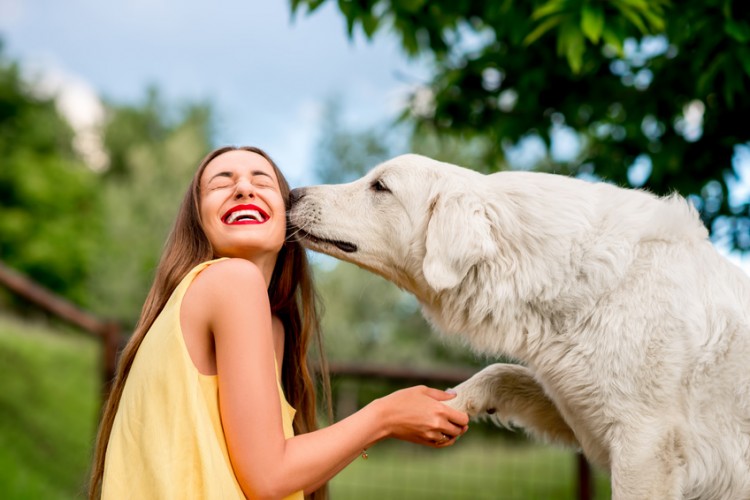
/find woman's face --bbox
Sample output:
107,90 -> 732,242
199,150 -> 287,266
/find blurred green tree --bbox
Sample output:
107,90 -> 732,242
86,89 -> 213,323
0,44 -> 103,305
0,44 -> 214,320
291,0 -> 750,250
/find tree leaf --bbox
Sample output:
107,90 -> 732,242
602,27 -> 625,57
337,0 -> 356,36
697,53 -> 725,95
294,0 -> 328,14
523,14 -> 566,46
395,0 -> 428,13
612,0 -> 650,10
581,5 -> 605,44
640,8 -> 665,31
615,4 -> 649,34
562,22 -> 586,73
361,12 -> 380,38
725,19 -> 750,43
531,0 -> 567,21
737,46 -> 750,79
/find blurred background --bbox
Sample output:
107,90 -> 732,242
1,0 -> 749,498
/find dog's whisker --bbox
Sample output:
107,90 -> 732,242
285,217 -> 312,243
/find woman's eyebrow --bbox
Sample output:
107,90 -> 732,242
207,171 -> 233,183
251,170 -> 274,179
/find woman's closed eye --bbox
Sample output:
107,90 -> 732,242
252,179 -> 276,189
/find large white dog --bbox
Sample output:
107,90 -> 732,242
288,154 -> 750,499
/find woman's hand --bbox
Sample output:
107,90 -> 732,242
370,385 -> 470,447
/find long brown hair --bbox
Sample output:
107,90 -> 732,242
88,146 -> 330,499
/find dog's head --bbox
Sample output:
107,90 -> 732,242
288,154 -> 497,297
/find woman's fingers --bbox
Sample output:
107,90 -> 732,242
442,406 -> 470,428
429,432 -> 457,448
422,386 -> 457,401
418,386 -> 471,426
380,385 -> 471,446
445,422 -> 468,438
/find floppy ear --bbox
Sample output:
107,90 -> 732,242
422,193 -> 496,292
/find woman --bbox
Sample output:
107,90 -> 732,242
88,146 -> 469,499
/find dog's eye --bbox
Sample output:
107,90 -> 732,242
371,179 -> 390,193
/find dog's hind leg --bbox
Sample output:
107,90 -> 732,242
444,363 -> 579,447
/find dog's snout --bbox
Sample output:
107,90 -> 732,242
289,187 -> 306,206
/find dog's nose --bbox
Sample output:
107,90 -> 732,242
289,187 -> 306,205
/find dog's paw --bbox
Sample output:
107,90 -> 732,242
442,363 -> 529,419
442,385 -> 493,418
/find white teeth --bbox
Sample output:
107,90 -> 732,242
227,209 -> 263,223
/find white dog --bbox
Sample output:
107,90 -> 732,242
288,154 -> 750,499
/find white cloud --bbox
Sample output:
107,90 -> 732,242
21,58 -> 108,171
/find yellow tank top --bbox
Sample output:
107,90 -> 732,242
102,259 -> 303,499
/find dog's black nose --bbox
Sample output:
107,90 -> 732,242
289,187 -> 306,205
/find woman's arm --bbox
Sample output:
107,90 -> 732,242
194,259 -> 468,499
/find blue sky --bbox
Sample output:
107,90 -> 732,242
0,0 -> 429,186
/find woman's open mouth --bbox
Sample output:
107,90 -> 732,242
222,204 -> 269,225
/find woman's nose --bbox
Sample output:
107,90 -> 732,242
234,178 -> 255,199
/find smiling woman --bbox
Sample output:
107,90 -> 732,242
199,150 -> 287,272
88,146 -> 469,500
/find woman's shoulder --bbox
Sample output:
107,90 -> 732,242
199,258 -> 265,282
189,258 -> 266,300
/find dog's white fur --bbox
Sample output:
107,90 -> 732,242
289,154 -> 750,499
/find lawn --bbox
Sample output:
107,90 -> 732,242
331,430 -> 612,499
0,313 -> 611,499
0,314 -> 100,499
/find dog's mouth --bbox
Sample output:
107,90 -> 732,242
293,227 -> 358,253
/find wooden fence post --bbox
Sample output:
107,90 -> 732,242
577,452 -> 593,500
100,321 -> 122,402
0,260 -> 124,407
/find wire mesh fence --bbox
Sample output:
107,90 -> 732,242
326,365 -> 612,500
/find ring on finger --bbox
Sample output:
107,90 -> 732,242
437,433 -> 450,444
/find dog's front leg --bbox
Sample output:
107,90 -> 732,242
608,424 -> 687,500
444,363 -> 579,447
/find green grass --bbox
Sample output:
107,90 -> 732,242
0,314 -> 100,499
0,313 -> 611,499
331,430 -> 612,499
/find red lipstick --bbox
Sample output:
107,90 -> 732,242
222,204 -> 269,225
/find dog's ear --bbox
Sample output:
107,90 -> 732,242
423,193 -> 496,292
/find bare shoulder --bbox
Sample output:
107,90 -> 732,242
190,258 -> 266,299
185,258 -> 270,327
200,258 -> 265,284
